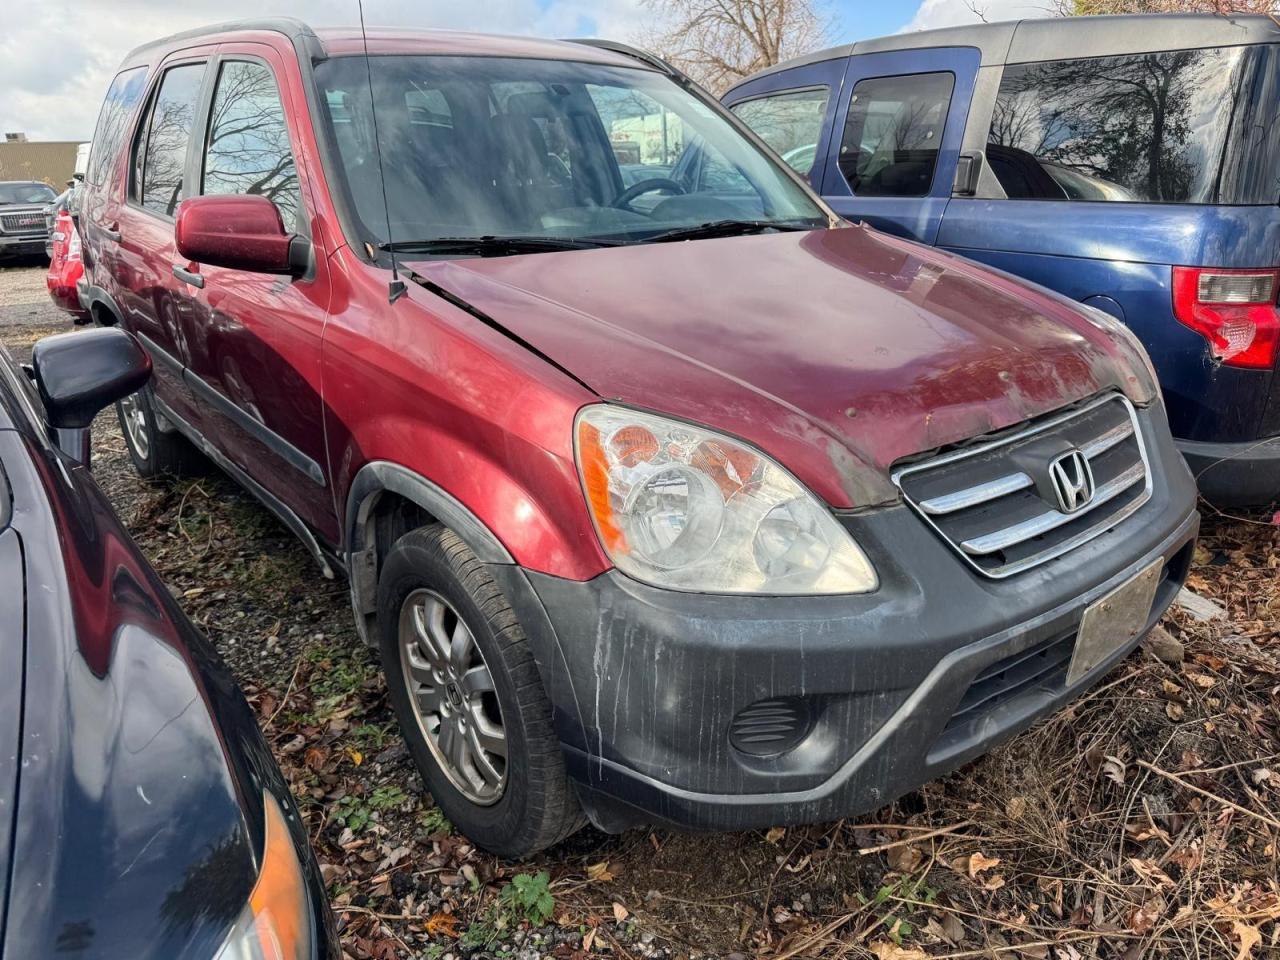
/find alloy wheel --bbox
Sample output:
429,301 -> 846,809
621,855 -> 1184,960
397,588 -> 507,804
119,391 -> 149,461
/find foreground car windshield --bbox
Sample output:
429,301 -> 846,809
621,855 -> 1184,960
315,55 -> 827,252
0,183 -> 56,204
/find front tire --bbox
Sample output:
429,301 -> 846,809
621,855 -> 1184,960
116,385 -> 204,479
377,524 -> 584,858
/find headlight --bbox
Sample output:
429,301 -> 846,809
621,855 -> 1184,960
1076,302 -> 1160,405
574,405 -> 877,594
214,791 -> 313,960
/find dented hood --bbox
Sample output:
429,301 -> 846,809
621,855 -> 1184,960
407,226 -> 1145,508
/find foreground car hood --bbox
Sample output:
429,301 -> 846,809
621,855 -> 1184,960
410,226 -> 1143,507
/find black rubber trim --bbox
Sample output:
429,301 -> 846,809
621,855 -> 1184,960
133,332 -> 183,376
182,373 -> 325,486
133,330 -> 324,486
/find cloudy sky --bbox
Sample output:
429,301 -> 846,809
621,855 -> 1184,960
0,0 -> 1050,142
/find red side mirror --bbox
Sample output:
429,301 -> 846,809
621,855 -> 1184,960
174,194 -> 298,274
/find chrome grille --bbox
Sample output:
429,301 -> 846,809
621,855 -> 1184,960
0,212 -> 45,235
893,394 -> 1151,578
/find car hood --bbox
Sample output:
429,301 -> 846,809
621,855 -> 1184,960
407,225 -> 1146,508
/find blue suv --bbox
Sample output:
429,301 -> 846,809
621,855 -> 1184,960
724,13 -> 1280,505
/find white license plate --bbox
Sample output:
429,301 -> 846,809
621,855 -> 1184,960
1067,559 -> 1163,686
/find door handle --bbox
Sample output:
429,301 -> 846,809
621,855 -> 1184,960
172,264 -> 204,288
101,223 -> 122,242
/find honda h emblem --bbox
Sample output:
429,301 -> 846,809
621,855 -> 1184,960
1049,449 -> 1095,514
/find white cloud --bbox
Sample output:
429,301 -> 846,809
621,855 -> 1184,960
0,0 -> 644,141
903,0 -> 1052,32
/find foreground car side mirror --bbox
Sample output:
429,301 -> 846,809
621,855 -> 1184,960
174,194 -> 310,275
31,328 -> 151,464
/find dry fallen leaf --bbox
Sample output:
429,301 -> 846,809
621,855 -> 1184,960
1129,857 -> 1176,888
424,911 -> 461,938
765,825 -> 786,844
887,842 -> 924,874
870,940 -> 929,960
586,861 -> 616,883
612,902 -> 629,922
1102,755 -> 1127,786
1232,920 -> 1262,960
968,852 -> 1002,878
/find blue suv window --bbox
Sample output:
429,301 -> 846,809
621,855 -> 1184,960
838,72 -> 954,197
988,45 -> 1280,205
731,88 -> 830,177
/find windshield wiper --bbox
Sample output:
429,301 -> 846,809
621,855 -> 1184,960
639,219 -> 818,244
378,235 -> 619,257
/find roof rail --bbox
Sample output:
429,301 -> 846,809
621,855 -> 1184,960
124,17 -> 323,63
566,39 -> 691,84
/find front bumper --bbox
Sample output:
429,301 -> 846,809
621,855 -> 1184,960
495,402 -> 1199,833
0,233 -> 47,256
1178,435 -> 1280,507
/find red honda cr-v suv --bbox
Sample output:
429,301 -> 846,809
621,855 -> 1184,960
76,18 -> 1198,857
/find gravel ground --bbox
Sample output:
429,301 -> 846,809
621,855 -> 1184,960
2,263 -> 1277,960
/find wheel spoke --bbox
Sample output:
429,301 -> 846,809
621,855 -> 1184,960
460,665 -> 494,696
448,619 -> 474,672
404,649 -> 436,687
413,681 -> 445,716
413,598 -> 449,669
467,723 -> 504,784
436,716 -> 462,768
469,707 -> 507,759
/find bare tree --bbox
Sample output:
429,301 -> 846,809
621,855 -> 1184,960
1047,0 -> 1277,14
637,0 -> 833,94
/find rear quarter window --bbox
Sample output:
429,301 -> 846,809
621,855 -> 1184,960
86,66 -> 149,186
987,44 -> 1280,205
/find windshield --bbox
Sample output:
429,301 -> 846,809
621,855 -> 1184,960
314,55 -> 826,253
0,183 -> 56,205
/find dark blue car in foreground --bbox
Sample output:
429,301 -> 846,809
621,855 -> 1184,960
0,329 -> 336,959
724,13 -> 1280,505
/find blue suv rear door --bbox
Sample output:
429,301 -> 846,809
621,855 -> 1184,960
817,47 -> 980,244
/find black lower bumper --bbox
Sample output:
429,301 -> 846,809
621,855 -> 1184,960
1178,435 -> 1280,506
0,235 -> 46,257
493,403 -> 1200,833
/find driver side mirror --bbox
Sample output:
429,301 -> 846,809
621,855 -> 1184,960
31,328 -> 151,464
174,194 -> 310,275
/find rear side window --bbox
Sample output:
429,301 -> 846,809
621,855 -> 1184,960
86,67 -> 149,186
202,60 -> 303,233
838,72 -> 953,198
135,63 -> 206,217
987,45 -> 1280,205
731,88 -> 830,176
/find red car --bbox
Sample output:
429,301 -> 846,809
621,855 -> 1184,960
77,19 -> 1198,857
45,208 -> 87,320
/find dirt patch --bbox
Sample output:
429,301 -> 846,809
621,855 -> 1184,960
2,266 -> 1277,959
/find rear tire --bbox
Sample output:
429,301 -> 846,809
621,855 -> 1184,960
377,524 -> 584,858
116,385 -> 204,479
